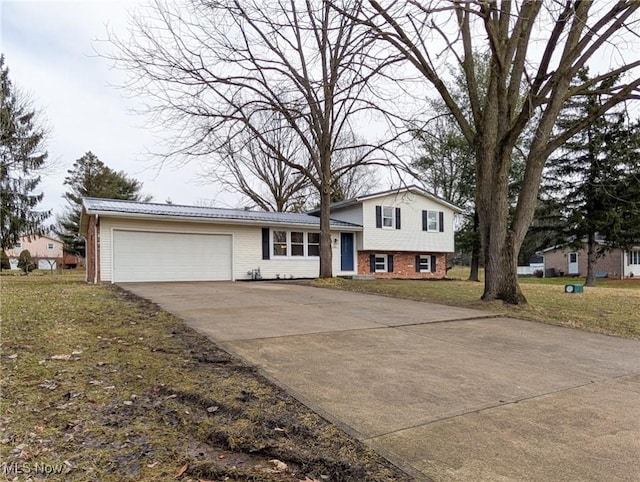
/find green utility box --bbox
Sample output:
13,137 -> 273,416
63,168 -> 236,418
564,284 -> 584,294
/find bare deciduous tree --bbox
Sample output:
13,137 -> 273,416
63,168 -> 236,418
107,0 -> 400,277
199,112 -> 312,212
353,0 -> 640,303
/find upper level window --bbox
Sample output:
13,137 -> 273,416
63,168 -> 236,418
376,205 -> 400,229
427,211 -> 438,231
47,243 -> 54,249
422,210 -> 443,232
273,230 -> 287,256
15,242 -> 22,248
382,206 -> 394,228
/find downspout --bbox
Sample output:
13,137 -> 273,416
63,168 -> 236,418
94,214 -> 99,284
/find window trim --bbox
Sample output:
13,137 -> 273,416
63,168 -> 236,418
272,230 -> 288,257
307,232 -> 320,257
427,210 -> 439,232
271,230 -> 321,258
374,254 -> 388,272
290,231 -> 305,257
418,255 -> 431,273
382,206 -> 394,229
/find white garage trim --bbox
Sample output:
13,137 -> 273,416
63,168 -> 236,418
111,228 -> 234,282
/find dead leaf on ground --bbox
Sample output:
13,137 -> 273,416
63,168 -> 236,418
175,463 -> 188,478
51,354 -> 72,361
269,459 -> 289,472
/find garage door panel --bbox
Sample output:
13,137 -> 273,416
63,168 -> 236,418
113,230 -> 232,282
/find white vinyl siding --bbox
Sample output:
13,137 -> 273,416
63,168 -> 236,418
38,259 -> 57,270
98,217 -> 351,282
326,204 -> 363,226
360,194 -> 456,252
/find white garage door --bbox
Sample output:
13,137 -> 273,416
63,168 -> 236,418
112,230 -> 232,282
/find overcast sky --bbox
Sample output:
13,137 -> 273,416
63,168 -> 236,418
1,0 -> 240,218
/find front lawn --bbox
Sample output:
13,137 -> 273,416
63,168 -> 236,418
0,274 -> 409,481
312,271 -> 640,340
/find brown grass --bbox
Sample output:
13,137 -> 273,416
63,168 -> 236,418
311,269 -> 640,340
0,274 -> 410,481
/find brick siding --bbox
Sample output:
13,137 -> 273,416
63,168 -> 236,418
357,251 -> 447,279
544,246 -> 623,279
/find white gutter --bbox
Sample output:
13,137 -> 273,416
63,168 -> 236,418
82,210 -> 363,231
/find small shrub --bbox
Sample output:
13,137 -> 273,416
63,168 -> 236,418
533,269 -> 544,278
17,249 -> 36,274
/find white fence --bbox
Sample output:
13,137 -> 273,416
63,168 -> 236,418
517,263 -> 545,276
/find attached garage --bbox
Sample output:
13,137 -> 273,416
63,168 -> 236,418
80,197 -> 361,283
112,230 -> 232,282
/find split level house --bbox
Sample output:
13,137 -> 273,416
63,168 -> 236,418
79,185 -> 462,283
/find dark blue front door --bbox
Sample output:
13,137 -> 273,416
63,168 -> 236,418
340,233 -> 354,271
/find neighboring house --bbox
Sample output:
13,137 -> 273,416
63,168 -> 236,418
543,243 -> 640,279
4,235 -> 64,270
79,185 -> 461,283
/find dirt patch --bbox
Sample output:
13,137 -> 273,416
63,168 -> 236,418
0,275 -> 411,481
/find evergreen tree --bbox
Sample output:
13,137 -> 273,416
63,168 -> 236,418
55,151 -> 149,257
542,69 -> 640,285
0,55 -> 50,250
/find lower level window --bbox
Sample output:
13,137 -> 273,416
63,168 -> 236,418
375,254 -> 388,272
307,233 -> 320,257
273,230 -> 287,256
272,230 -> 320,258
630,250 -> 640,265
418,255 -> 431,272
291,232 -> 304,256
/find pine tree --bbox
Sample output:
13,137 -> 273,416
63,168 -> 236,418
55,151 -> 149,257
542,69 -> 640,285
0,55 -> 50,250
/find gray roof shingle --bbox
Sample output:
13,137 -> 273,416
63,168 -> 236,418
82,198 -> 361,229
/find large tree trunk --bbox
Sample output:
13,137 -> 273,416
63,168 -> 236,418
585,233 -> 597,287
476,145 -> 527,304
482,232 -> 525,303
318,175 -> 333,279
468,210 -> 480,282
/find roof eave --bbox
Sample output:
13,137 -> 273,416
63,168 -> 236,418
83,210 -> 362,231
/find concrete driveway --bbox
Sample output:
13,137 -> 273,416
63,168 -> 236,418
125,281 -> 640,481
